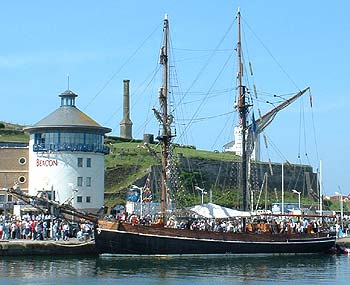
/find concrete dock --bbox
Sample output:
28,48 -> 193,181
336,237 -> 350,246
0,239 -> 97,256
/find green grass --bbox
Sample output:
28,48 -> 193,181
106,142 -> 158,167
0,121 -> 29,142
104,142 -> 158,206
0,133 -> 29,142
104,141 -> 240,188
103,141 -> 241,208
106,141 -> 240,164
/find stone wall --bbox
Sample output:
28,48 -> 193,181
117,156 -> 318,203
177,156 -> 318,197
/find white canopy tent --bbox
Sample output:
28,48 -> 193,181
187,203 -> 251,219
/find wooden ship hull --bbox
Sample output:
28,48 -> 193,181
95,221 -> 336,255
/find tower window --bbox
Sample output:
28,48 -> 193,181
86,158 -> 91,168
86,177 -> 91,187
77,158 -> 83,167
86,196 -> 91,203
77,177 -> 83,187
77,196 -> 83,203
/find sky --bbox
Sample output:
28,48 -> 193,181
0,1 -> 349,196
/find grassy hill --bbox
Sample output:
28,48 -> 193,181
104,139 -> 241,208
0,121 -> 29,142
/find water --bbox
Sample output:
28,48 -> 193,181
0,254 -> 350,285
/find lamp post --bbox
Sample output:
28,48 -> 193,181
195,186 -> 207,205
68,183 -> 78,205
2,188 -> 8,219
292,189 -> 301,209
335,191 -> 343,230
68,183 -> 78,222
281,163 -> 284,214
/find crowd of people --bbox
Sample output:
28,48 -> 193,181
110,210 -> 350,238
0,212 -> 94,241
164,216 -> 328,235
2,209 -> 349,242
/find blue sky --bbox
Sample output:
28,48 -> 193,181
0,1 -> 349,196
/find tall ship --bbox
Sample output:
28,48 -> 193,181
94,11 -> 336,255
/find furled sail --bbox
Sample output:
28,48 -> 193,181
246,87 -> 310,157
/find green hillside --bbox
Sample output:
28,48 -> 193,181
103,141 -> 331,212
104,139 -> 241,208
0,121 -> 29,142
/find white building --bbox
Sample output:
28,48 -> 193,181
223,126 -> 260,161
24,90 -> 111,212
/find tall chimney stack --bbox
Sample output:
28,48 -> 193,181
120,79 -> 133,139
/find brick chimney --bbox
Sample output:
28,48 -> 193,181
120,79 -> 133,139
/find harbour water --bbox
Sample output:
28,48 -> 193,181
1,254 -> 350,284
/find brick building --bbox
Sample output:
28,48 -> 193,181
0,142 -> 29,213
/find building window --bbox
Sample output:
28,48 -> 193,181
77,196 -> 83,203
0,195 -> 5,203
86,196 -> 91,203
18,176 -> 26,184
86,177 -> 91,187
32,131 -> 107,154
18,157 -> 27,165
77,158 -> 83,168
7,195 -> 13,202
34,133 -> 45,145
86,158 -> 91,168
77,177 -> 83,187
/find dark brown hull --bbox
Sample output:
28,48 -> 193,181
95,221 -> 336,255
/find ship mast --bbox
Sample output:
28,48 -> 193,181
159,14 -> 170,224
237,10 -> 248,215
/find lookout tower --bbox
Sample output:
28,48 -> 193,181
24,89 -> 111,212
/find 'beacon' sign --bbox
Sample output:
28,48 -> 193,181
36,159 -> 58,167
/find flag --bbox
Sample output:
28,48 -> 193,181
127,186 -> 140,202
249,112 -> 257,151
251,112 -> 257,134
142,177 -> 153,203
309,94 -> 313,108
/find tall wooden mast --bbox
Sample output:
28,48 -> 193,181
237,9 -> 248,213
159,14 -> 169,224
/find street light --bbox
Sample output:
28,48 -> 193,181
292,189 -> 301,209
195,186 -> 207,205
68,183 -> 78,221
67,183 -> 78,205
335,191 -> 344,230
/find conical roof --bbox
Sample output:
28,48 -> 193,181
24,90 -> 111,134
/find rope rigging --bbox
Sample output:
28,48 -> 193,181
83,22 -> 163,111
95,12 -> 321,207
235,14 -> 321,207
